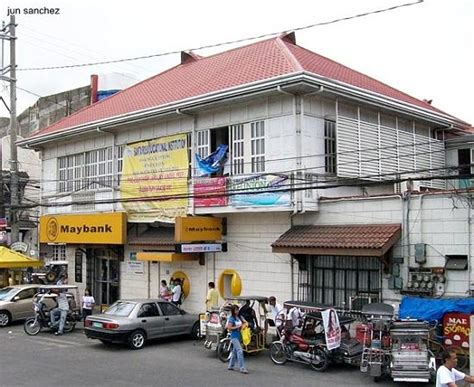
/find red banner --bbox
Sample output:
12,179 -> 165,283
194,177 -> 227,207
443,312 -> 470,349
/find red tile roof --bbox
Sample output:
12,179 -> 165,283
28,35 -> 452,141
271,224 -> 401,253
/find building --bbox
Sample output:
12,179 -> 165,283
19,32 -> 471,312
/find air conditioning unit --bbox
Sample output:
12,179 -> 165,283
394,180 -> 422,194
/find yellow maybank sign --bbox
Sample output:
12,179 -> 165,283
40,212 -> 126,244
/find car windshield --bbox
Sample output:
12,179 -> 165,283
0,287 -> 17,301
104,301 -> 136,317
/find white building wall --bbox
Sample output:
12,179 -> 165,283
296,192 -> 473,303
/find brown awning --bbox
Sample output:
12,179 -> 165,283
271,224 -> 401,257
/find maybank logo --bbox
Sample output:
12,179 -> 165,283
60,224 -> 113,234
46,217 -> 59,241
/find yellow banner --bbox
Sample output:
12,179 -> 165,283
120,134 -> 189,222
39,213 -> 126,244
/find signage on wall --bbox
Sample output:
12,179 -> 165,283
39,212 -> 127,244
75,250 -> 83,283
127,261 -> 144,275
176,243 -> 227,253
194,177 -> 227,207
175,216 -> 224,242
229,174 -> 291,207
443,312 -> 470,349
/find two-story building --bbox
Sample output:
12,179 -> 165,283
19,32 -> 471,312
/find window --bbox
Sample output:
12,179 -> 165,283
52,245 -> 66,261
324,119 -> 336,174
230,124 -> 244,175
57,147 -> 115,192
297,255 -> 381,310
196,130 -> 210,158
138,303 -> 159,318
116,145 -> 124,186
251,121 -> 265,173
158,302 -> 181,316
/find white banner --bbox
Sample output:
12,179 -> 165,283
322,309 -> 341,350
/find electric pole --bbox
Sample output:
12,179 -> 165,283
0,15 -> 19,243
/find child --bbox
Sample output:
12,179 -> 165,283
82,288 -> 95,320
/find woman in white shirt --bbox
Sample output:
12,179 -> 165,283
82,288 -> 96,320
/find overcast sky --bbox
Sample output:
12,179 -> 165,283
1,0 -> 473,125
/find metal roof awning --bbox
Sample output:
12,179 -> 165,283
271,224 -> 401,257
136,252 -> 199,262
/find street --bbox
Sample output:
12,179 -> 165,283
0,322 -> 440,387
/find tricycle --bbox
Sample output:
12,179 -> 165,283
359,302 -> 436,383
202,295 -> 271,361
269,301 -> 363,372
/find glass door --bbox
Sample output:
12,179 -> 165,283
94,249 -> 120,305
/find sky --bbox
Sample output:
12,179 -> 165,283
0,0 -> 473,125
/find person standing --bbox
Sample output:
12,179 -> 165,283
171,279 -> 182,306
436,349 -> 474,387
225,304 -> 248,374
160,280 -> 172,301
205,282 -> 219,310
81,288 -> 95,320
267,296 -> 283,323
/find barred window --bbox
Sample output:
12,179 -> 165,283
251,121 -> 265,173
324,119 -> 336,174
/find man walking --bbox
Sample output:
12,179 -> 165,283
436,349 -> 474,387
205,282 -> 219,310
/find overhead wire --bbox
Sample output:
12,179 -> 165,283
16,1 -> 424,71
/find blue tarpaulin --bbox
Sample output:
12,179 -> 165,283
399,296 -> 474,321
195,144 -> 228,176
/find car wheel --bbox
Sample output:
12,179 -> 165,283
128,330 -> 146,350
0,311 -> 11,327
190,321 -> 200,339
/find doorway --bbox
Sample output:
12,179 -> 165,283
88,248 -> 120,306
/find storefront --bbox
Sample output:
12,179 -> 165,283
39,212 -> 127,305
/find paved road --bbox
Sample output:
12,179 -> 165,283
0,322 -> 441,387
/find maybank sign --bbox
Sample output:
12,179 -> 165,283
40,213 -> 126,244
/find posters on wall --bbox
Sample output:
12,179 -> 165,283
126,261 -> 144,275
322,309 -> 341,350
120,134 -> 189,222
229,174 -> 290,207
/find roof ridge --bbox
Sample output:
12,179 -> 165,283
275,38 -> 303,72
284,41 -> 437,112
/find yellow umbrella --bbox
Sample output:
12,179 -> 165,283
0,246 -> 42,269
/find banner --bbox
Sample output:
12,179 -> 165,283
229,175 -> 290,207
120,134 -> 189,222
322,309 -> 341,350
194,177 -> 227,207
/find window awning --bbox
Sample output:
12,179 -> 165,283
272,224 -> 401,257
136,252 -> 199,262
0,247 -> 43,269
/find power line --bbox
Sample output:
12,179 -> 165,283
16,1 -> 424,72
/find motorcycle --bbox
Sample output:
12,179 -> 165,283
23,285 -> 80,336
269,326 -> 329,371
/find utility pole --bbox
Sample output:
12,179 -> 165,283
0,15 -> 19,243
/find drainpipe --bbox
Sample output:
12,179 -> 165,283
403,191 -> 412,285
176,108 -> 196,215
147,261 -> 151,298
468,203 -> 472,296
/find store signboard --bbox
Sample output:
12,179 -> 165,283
39,212 -> 127,244
127,261 -> 144,275
443,312 -> 470,349
175,216 -> 223,242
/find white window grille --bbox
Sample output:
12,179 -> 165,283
231,124 -> 244,175
251,121 -> 265,173
116,145 -> 124,186
196,130 -> 210,158
324,119 -> 336,174
57,147 -> 114,193
52,245 -> 66,261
